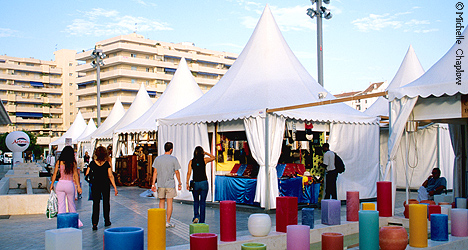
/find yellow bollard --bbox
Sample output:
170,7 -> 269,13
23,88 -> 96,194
148,208 -> 166,250
409,204 -> 428,248
361,203 -> 375,211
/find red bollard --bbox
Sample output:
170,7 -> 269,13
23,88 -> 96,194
220,201 -> 236,241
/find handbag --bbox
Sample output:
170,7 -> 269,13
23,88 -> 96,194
189,180 -> 194,192
46,190 -> 58,219
85,168 -> 94,184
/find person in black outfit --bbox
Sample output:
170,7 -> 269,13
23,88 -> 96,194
186,146 -> 215,223
85,146 -> 118,230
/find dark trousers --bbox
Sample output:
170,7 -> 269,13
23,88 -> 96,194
192,180 -> 209,223
324,170 -> 338,199
91,184 -> 110,225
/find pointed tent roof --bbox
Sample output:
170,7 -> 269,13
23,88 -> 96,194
93,83 -> 153,139
161,5 -> 375,125
74,118 -> 97,143
116,58 -> 203,134
79,98 -> 125,142
389,28 -> 468,100
50,111 -> 87,146
365,45 -> 425,117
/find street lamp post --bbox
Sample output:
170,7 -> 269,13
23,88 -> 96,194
307,0 -> 332,87
91,48 -> 105,126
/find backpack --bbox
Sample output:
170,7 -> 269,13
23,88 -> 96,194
335,153 -> 345,174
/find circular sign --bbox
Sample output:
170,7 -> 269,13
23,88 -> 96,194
5,131 -> 30,152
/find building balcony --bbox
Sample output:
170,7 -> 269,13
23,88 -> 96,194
76,95 -> 136,109
0,82 -> 62,95
0,63 -> 62,75
76,56 -> 175,73
81,109 -> 112,120
76,69 -> 173,84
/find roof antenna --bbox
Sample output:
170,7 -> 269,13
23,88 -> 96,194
134,23 -> 137,33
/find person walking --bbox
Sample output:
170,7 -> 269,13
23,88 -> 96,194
85,146 -> 118,231
50,146 -> 83,227
322,143 -> 338,199
186,146 -> 215,223
151,142 -> 182,228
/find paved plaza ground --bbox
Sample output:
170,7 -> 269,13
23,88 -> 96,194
0,164 -> 415,250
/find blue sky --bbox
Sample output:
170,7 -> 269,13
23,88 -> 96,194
0,0 -> 457,93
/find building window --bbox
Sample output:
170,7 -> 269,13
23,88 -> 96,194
69,83 -> 73,86
113,79 -> 117,83
131,53 -> 137,58
131,66 -> 137,71
131,79 -> 136,84
69,73 -> 73,76
146,68 -> 150,72
145,55 -> 150,59
69,63 -> 73,66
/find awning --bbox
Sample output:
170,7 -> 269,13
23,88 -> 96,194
164,68 -> 177,73
77,81 -> 94,86
16,112 -> 43,118
0,100 -> 11,125
147,91 -> 157,96
198,71 -> 218,77
30,81 -> 44,87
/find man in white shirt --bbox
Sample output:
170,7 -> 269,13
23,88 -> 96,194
322,143 -> 337,199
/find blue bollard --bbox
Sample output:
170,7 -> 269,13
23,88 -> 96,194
104,227 -> 144,250
57,213 -> 79,229
431,214 -> 449,241
302,208 -> 314,229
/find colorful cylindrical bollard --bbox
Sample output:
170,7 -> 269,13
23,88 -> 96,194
428,205 -> 441,221
190,233 -> 218,250
431,214 -> 448,241
148,208 -> 166,250
362,203 -> 376,211
451,208 -> 468,237
287,225 -> 310,250
241,242 -> 266,250
346,191 -> 359,221
321,199 -> 341,225
358,210 -> 379,250
377,181 -> 392,217
440,205 -> 452,220
220,200 -> 236,241
409,204 -> 427,248
301,208 -> 314,229
104,227 -> 144,250
57,213 -> 79,229
276,196 -> 298,233
321,232 -> 344,250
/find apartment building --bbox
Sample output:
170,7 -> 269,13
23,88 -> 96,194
334,81 -> 388,111
0,50 -> 77,146
75,33 -> 238,121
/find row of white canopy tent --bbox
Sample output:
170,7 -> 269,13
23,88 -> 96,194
365,46 -> 455,192
73,56 -> 204,168
385,27 -> 468,214
158,5 -> 380,209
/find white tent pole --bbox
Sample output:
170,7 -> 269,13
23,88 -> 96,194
437,125 -> 441,169
405,128 -> 409,204
265,113 -> 270,210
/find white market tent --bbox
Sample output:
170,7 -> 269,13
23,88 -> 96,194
78,98 -> 125,154
75,119 -> 97,156
158,5 -> 380,209
387,27 -> 468,212
50,111 -> 86,151
92,84 -> 153,166
365,46 -> 455,190
115,57 -> 203,155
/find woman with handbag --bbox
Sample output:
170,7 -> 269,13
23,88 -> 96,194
50,146 -> 83,227
85,146 -> 118,230
186,146 -> 215,223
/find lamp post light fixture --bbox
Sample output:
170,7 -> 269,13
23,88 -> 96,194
90,48 -> 106,126
307,0 -> 332,87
